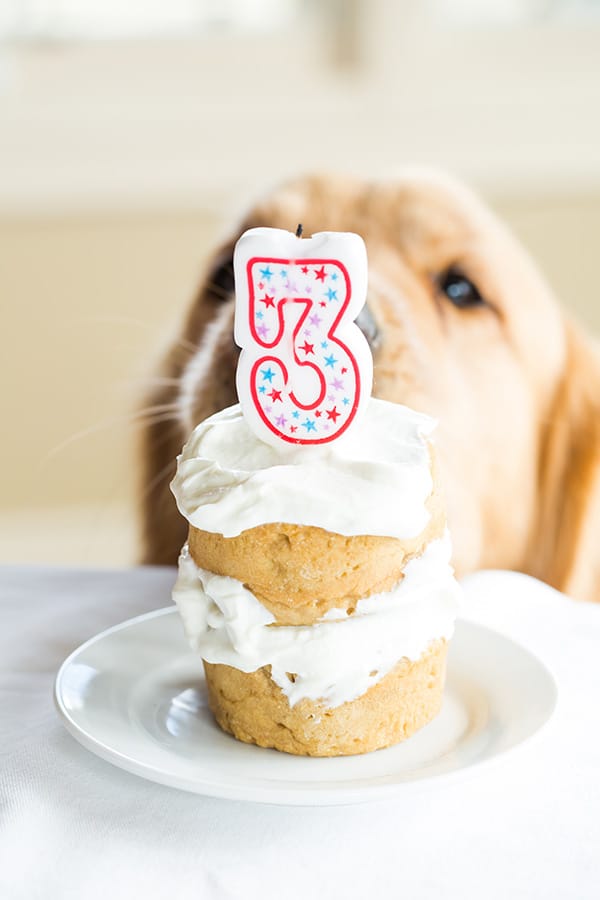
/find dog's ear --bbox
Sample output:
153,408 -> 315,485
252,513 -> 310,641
137,234 -> 242,565
533,320 -> 600,601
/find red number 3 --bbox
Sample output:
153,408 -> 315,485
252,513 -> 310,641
234,230 -> 372,446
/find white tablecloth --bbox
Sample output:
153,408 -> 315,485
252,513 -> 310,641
1,564 -> 599,900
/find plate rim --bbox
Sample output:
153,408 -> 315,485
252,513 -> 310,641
54,607 -> 558,806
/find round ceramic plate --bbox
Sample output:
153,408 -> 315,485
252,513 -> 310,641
55,608 -> 556,806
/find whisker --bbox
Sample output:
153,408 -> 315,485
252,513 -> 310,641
205,280 -> 234,301
43,405 -> 182,461
117,376 -> 183,390
140,458 -> 181,503
171,336 -> 200,356
69,315 -> 168,330
67,315 -> 201,358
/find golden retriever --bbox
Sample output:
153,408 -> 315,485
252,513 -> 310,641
138,171 -> 600,601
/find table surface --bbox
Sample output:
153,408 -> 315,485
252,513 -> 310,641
1,564 -> 599,900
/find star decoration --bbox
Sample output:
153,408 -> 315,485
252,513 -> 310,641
319,301 -> 327,308
280,269 -> 288,278
269,389 -> 283,402
302,418 -> 317,432
341,367 -> 348,374
260,293 -> 275,308
342,397 -> 350,405
259,267 -> 273,281
315,410 -> 322,418
309,313 -> 322,327
257,324 -> 269,339
292,410 -> 300,419
331,377 -> 344,391
321,341 -> 328,349
258,385 -> 266,394
314,266 -> 327,282
299,341 -> 314,355
324,354 -> 338,368
260,367 -> 275,382
301,266 -> 309,274
325,288 -> 338,302
290,425 -> 298,433
275,414 -> 287,427
330,272 -> 338,280
326,406 -> 340,423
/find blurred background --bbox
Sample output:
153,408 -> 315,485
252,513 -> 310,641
1,0 -> 600,567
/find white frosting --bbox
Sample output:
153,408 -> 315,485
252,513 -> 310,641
170,398 -> 436,540
172,534 -> 461,708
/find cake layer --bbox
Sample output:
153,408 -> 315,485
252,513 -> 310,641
187,478 -> 444,619
171,398 -> 437,541
172,535 -> 460,707
204,640 -> 447,757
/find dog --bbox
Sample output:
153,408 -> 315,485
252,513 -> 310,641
138,171 -> 600,602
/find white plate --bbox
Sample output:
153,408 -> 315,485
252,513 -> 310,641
55,608 -> 556,806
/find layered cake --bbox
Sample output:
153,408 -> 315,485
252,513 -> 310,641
171,398 -> 461,756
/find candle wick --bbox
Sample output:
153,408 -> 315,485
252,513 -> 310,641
295,223 -> 303,238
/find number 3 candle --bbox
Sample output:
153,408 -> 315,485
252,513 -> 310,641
233,227 -> 373,447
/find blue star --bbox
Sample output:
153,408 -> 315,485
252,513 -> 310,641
256,311 -> 264,319
325,288 -> 338,302
321,340 -> 328,349
343,396 -> 350,405
260,266 -> 273,281
292,410 -> 300,419
260,367 -> 275,382
279,269 -> 288,278
324,354 -> 338,368
259,385 -> 266,394
302,418 -> 317,432
330,271 -> 338,280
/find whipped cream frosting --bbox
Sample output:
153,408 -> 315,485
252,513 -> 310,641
171,398 -> 436,540
172,534 -> 460,708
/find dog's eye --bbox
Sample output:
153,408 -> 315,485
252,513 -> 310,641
208,258 -> 235,301
438,267 -> 484,308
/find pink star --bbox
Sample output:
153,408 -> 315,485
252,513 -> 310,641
309,313 -> 322,327
331,378 -> 344,391
257,324 -> 269,338
275,414 -> 287,428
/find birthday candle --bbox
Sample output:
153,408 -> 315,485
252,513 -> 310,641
233,226 -> 373,447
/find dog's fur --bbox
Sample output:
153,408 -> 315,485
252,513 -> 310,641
138,171 -> 600,601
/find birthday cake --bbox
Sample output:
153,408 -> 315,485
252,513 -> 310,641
170,227 -> 461,756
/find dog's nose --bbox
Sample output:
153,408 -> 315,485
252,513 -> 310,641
356,303 -> 381,351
